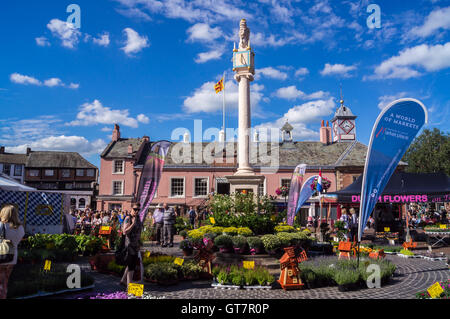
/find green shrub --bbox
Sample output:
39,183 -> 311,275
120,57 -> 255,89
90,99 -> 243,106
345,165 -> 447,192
223,227 -> 239,236
333,270 -> 360,286
232,235 -> 248,249
214,235 -> 233,248
276,232 -> 294,247
217,270 -> 232,285
237,227 -> 253,237
144,263 -> 178,282
247,237 -> 263,249
275,224 -> 295,233
261,234 -> 282,252
179,261 -> 203,280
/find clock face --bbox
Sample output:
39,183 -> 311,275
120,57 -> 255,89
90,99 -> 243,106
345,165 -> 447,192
340,120 -> 354,134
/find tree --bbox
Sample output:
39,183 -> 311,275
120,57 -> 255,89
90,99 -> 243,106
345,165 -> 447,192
402,128 -> 450,175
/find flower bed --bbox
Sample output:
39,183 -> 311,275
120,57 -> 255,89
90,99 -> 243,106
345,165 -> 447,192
19,234 -> 105,264
142,255 -> 206,285
298,257 -> 396,291
211,264 -> 274,289
416,280 -> 450,299
86,291 -> 166,299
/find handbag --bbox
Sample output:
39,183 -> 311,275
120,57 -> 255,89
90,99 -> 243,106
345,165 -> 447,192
0,222 -> 14,264
114,234 -> 128,266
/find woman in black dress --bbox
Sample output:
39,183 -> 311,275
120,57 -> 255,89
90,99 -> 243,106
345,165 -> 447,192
120,203 -> 142,286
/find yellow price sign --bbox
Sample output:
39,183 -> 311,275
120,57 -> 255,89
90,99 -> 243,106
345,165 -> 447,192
101,226 -> 111,231
210,217 -> 216,225
243,261 -> 255,270
144,251 -> 151,258
174,258 -> 184,266
128,283 -> 144,297
44,260 -> 52,271
427,282 -> 444,299
440,224 -> 447,229
384,227 -> 390,232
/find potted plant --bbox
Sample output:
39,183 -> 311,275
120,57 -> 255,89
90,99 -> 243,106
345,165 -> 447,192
261,234 -> 282,255
179,230 -> 188,239
232,236 -> 248,254
179,239 -> 194,256
214,235 -> 233,253
247,237 -> 264,255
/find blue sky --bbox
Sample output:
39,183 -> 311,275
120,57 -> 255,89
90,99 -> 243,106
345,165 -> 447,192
0,0 -> 449,168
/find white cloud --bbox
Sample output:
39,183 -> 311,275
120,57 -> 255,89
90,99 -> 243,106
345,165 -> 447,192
257,67 -> 288,80
273,86 -> 328,100
121,28 -> 150,56
369,42 -> 450,80
92,32 -> 110,46
195,48 -> 224,63
187,23 -> 223,42
68,100 -> 146,128
295,67 -> 309,77
36,36 -> 50,47
320,63 -> 357,77
44,78 -> 63,87
10,73 -> 41,86
68,83 -> 80,89
10,73 -> 79,89
183,79 -> 265,113
409,6 -> 450,38
47,19 -> 81,49
377,92 -> 408,109
255,98 -> 336,141
137,114 -> 150,123
6,136 -> 107,157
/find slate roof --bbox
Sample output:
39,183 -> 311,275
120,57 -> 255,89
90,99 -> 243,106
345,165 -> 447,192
332,103 -> 357,121
0,153 -> 27,165
159,141 -> 406,169
101,138 -> 146,159
26,152 -> 97,169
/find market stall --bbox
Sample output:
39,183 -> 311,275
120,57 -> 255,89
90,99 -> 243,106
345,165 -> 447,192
0,176 -> 70,234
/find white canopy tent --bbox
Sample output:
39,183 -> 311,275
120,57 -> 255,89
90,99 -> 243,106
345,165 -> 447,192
0,173 -> 36,192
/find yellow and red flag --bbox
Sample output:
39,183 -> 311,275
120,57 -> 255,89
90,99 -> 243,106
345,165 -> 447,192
214,77 -> 224,93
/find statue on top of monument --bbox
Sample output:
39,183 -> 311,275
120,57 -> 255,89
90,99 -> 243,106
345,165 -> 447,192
239,19 -> 250,50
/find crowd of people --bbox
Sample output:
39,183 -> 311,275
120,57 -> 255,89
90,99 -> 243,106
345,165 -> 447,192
408,205 -> 448,228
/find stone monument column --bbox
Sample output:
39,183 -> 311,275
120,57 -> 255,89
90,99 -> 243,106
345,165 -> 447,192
226,19 -> 264,195
235,72 -> 254,175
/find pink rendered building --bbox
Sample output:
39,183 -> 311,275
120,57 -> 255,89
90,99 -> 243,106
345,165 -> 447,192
96,102 -> 384,220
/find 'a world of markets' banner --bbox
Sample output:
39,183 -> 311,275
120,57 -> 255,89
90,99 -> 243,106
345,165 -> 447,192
287,164 -> 307,226
358,99 -> 428,241
137,140 -> 172,223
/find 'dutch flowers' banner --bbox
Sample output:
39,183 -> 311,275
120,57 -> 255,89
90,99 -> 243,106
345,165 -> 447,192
137,140 -> 172,223
287,164 -> 307,225
358,99 -> 428,241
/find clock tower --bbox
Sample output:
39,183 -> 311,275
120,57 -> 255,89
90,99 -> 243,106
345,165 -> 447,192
331,97 -> 357,143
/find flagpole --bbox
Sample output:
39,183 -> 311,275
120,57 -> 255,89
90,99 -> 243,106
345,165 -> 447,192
222,71 -> 226,140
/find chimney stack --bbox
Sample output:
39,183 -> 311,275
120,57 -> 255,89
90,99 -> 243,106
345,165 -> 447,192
127,144 -> 133,154
320,120 -> 331,145
0,146 -> 4,154
26,147 -> 31,155
112,124 -> 121,142
326,121 -> 332,144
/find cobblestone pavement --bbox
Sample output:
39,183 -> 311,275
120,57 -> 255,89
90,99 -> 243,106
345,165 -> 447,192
58,251 -> 449,300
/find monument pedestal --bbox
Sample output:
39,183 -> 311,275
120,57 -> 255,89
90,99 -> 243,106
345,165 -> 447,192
226,174 -> 265,195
